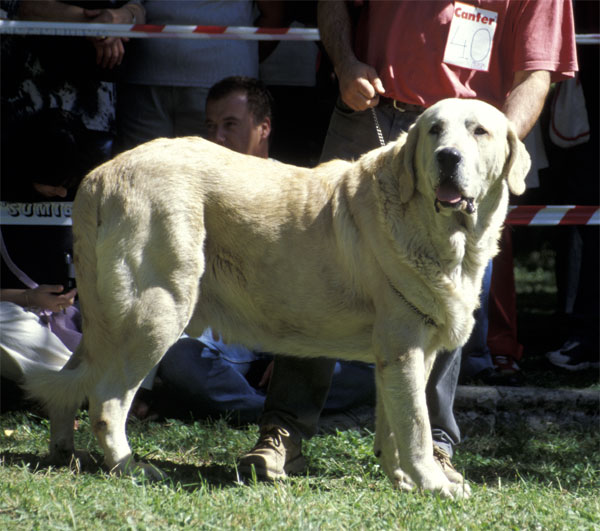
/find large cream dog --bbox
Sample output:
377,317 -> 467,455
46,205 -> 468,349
25,98 -> 529,499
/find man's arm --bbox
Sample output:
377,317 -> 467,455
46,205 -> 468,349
502,70 -> 551,140
18,0 -> 87,21
255,0 -> 284,62
317,0 -> 384,111
17,0 -> 146,69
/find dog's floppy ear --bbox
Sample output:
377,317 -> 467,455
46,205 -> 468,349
396,123 -> 419,202
502,121 -> 530,196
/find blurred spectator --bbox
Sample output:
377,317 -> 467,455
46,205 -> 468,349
0,109 -> 98,411
1,109 -> 105,201
544,0 -> 599,371
1,0 -> 144,160
0,273 -> 79,410
113,0 -> 283,153
1,109 -> 106,288
259,1 -> 335,167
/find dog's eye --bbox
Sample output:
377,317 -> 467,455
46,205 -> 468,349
474,126 -> 488,136
429,124 -> 442,136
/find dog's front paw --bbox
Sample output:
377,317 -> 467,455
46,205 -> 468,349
390,468 -> 471,499
438,480 -> 471,499
420,475 -> 471,499
392,472 -> 415,492
412,462 -> 471,500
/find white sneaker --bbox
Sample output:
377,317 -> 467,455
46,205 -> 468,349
546,339 -> 599,371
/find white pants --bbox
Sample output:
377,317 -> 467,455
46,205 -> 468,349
0,301 -> 71,382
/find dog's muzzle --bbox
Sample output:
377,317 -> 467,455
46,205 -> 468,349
434,148 -> 476,215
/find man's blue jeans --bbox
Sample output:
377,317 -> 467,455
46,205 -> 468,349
460,260 -> 494,381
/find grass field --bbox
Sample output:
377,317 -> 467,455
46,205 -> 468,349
1,227 -> 598,529
1,411 -> 599,530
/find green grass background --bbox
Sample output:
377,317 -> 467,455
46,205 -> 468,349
1,228 -> 598,529
1,412 -> 599,530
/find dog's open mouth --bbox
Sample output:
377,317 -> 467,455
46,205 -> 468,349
434,181 -> 475,214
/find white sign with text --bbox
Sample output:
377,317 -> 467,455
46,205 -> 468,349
443,2 -> 498,72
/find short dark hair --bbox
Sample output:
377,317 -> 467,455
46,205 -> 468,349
207,76 -> 274,125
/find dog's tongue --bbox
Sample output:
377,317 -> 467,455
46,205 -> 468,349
436,182 -> 462,204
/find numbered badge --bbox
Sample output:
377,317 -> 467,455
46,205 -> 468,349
443,1 -> 498,72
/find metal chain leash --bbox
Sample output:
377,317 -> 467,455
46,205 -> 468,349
370,107 -> 387,147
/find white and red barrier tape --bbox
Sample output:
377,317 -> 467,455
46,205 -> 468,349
506,205 -> 599,226
0,21 -> 597,44
0,21 -> 320,40
1,202 -> 598,227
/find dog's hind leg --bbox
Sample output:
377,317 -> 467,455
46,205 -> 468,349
46,405 -> 76,463
45,350 -> 82,465
88,382 -> 164,479
76,183 -> 206,478
86,349 -> 169,479
87,285 -> 199,479
23,343 -> 91,468
46,402 -> 92,470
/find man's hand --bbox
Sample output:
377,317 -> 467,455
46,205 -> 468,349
318,1 -> 385,112
337,58 -> 386,111
89,36 -> 126,69
84,8 -> 129,69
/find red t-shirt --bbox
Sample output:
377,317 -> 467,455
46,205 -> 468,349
355,0 -> 578,109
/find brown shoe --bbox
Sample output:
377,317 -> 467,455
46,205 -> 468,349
433,445 -> 465,484
238,425 -> 306,480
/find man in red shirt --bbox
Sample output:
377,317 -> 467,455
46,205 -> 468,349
240,0 -> 577,485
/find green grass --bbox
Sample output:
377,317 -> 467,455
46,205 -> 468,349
2,230 -> 597,528
1,412 -> 599,530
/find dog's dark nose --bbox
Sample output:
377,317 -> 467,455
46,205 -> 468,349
437,148 -> 462,174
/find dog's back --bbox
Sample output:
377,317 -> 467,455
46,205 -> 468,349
23,136 -> 374,407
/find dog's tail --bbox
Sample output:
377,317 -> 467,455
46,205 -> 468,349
21,346 -> 93,414
23,166 -> 106,415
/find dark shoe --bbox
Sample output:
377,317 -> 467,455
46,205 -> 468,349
238,425 -> 306,480
472,367 -> 523,386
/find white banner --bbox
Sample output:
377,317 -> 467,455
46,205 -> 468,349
0,202 -> 73,226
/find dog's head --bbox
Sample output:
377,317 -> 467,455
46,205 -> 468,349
396,98 -> 530,214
